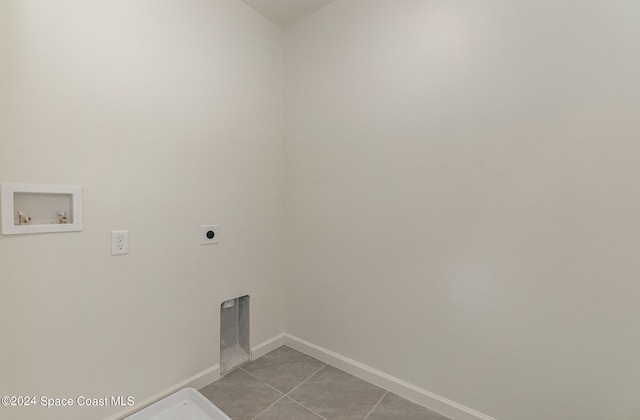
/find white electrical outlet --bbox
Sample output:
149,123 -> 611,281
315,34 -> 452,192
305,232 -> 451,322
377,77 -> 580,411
201,225 -> 219,245
111,230 -> 129,255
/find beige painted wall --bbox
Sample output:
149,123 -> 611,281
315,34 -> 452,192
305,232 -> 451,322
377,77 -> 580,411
285,1 -> 640,419
0,1 -> 284,419
2,1 -> 639,419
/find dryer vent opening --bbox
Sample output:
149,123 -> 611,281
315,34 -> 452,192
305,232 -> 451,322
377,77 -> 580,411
220,295 -> 250,374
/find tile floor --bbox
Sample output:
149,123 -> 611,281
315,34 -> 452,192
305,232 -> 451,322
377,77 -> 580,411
200,345 -> 451,420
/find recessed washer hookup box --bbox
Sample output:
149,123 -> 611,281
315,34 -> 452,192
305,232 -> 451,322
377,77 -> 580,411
125,388 -> 230,420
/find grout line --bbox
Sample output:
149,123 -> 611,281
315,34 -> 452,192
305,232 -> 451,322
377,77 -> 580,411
285,395 -> 329,420
283,364 -> 329,420
241,363 -> 329,420
238,367 -> 290,419
363,391 -> 388,420
250,394 -> 287,420
240,367 -> 287,396
284,363 -> 328,396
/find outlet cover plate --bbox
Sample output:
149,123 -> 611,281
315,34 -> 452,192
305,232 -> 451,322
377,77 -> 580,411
111,230 -> 129,255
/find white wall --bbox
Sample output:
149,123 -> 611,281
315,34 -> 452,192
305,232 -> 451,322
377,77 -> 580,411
285,1 -> 640,419
0,1 -> 284,419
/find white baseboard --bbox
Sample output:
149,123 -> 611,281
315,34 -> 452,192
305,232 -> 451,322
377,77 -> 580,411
283,334 -> 497,420
104,332 -> 495,420
251,333 -> 286,360
104,334 -> 285,420
104,364 -> 221,420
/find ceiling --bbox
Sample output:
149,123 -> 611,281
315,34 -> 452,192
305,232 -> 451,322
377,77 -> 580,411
241,0 -> 337,28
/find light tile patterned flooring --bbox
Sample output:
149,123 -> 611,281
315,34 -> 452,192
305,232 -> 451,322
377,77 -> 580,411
200,346 -> 451,420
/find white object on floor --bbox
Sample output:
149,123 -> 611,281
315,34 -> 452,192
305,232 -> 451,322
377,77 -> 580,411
125,388 -> 230,420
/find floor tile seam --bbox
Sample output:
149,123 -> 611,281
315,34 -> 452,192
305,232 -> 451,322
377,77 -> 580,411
283,395 -> 329,420
239,366 -> 288,396
284,362 -> 328,397
250,394 -> 287,420
362,390 -> 388,420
